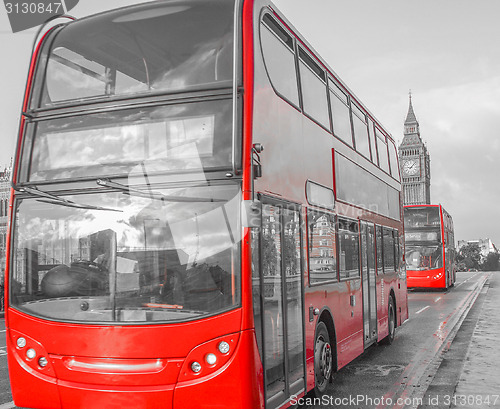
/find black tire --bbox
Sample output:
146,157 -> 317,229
313,322 -> 333,395
381,297 -> 396,345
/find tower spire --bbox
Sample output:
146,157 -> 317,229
405,91 -> 418,125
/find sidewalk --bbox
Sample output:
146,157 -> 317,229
451,273 -> 500,408
419,273 -> 500,409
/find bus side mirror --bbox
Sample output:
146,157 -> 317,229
252,143 -> 264,179
253,164 -> 262,178
242,200 -> 261,228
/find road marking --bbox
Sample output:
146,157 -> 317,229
415,306 -> 430,314
0,330 -> 6,333
0,402 -> 15,409
353,364 -> 405,377
434,296 -> 441,302
456,276 -> 472,287
457,272 -> 482,288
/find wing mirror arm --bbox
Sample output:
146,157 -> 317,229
244,143 -> 264,228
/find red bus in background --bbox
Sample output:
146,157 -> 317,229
404,204 -> 456,289
5,1 -> 408,408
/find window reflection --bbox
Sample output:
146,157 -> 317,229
383,228 -> 396,271
406,245 -> 443,270
11,184 -> 241,323
338,218 -> 360,280
261,204 -> 285,394
308,211 -> 336,284
282,208 -> 304,386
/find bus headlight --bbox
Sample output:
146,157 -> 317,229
205,353 -> 217,365
218,341 -> 230,354
9,329 -> 56,377
179,333 -> 239,382
16,337 -> 27,348
38,357 -> 48,368
190,361 -> 202,373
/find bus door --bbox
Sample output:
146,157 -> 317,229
360,221 -> 377,347
252,200 -> 305,409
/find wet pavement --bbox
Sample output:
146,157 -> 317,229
297,271 -> 492,409
420,272 -> 500,409
452,273 -> 500,407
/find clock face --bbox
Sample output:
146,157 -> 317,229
403,159 -> 420,176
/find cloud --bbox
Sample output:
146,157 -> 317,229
415,77 -> 500,243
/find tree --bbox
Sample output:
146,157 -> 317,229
457,243 -> 482,271
481,252 -> 500,271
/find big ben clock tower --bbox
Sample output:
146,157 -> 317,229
398,93 -> 431,205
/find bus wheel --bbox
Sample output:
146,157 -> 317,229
382,297 -> 396,345
314,322 -> 333,395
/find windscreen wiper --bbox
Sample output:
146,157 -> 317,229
14,185 -> 122,212
96,178 -> 224,203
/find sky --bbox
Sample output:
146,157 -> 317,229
1,0 -> 499,247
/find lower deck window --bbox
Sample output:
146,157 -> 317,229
308,211 -> 337,284
338,218 -> 360,280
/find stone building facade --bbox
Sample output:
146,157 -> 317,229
398,96 -> 431,205
1,166 -> 11,311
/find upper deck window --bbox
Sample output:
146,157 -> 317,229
388,140 -> 400,181
375,127 -> 390,174
404,206 -> 441,229
298,48 -> 330,129
351,102 -> 370,160
260,13 -> 300,107
329,79 -> 353,147
31,1 -> 235,108
367,118 -> 377,164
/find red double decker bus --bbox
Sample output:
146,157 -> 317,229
404,204 -> 456,289
5,1 -> 407,408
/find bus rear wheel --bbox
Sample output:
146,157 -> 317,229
381,297 -> 396,345
314,322 -> 333,395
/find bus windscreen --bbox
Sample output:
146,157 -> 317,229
10,184 -> 241,323
405,244 -> 443,270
